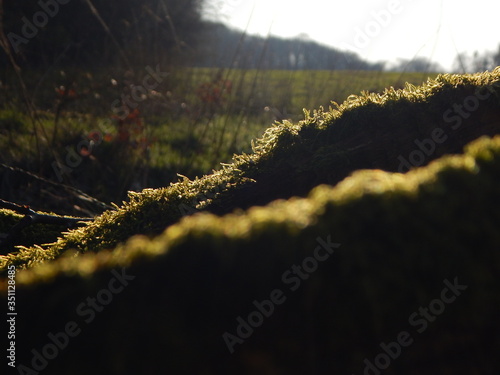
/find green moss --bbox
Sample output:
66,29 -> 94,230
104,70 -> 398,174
3,68 -> 500,268
0,209 -> 70,255
3,135 -> 499,374
12,134 -> 500,280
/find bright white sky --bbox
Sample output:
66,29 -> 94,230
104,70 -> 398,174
202,0 -> 500,71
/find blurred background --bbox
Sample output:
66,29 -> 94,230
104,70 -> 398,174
0,0 -> 499,216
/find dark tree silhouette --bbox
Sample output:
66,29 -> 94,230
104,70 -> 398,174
1,0 -> 205,68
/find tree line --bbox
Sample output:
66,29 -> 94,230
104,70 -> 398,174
1,0 -> 499,72
1,0 -> 204,69
195,22 -> 384,70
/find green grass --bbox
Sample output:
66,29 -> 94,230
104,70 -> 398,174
179,68 -> 438,121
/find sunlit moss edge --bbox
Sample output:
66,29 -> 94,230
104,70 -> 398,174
7,134 -> 499,284
1,68 -> 499,270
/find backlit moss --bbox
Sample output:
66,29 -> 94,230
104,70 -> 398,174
2,68 -> 500,269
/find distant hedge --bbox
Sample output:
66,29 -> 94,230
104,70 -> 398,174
2,134 -> 499,374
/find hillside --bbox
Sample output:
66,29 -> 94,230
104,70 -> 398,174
196,22 -> 384,70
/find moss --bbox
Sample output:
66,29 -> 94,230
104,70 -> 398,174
13,135 -> 500,280
3,68 -> 500,268
0,209 -> 70,255
2,135 -> 499,374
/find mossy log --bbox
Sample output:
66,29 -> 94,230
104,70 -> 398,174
2,69 -> 500,267
1,135 -> 499,374
0,208 -> 80,254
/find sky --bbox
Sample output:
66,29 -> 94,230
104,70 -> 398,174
202,0 -> 500,71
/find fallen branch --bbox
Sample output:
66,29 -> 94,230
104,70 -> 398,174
0,162 -> 114,213
0,198 -> 93,253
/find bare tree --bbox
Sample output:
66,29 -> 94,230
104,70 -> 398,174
387,57 -> 442,73
452,46 -> 500,73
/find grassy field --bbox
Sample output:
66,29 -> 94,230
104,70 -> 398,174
178,68 -> 436,121
0,67 -> 440,215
